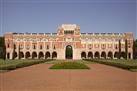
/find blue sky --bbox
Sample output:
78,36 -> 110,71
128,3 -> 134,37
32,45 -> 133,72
0,0 -> 137,39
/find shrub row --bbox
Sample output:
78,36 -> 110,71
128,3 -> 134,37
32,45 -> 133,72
84,59 -> 137,70
0,60 -> 47,70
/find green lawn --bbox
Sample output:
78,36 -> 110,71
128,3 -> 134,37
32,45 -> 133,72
49,61 -> 90,69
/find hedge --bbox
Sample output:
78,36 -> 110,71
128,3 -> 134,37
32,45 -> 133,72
84,59 -> 137,70
0,60 -> 47,70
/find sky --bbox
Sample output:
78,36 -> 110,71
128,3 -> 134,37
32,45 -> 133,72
0,0 -> 137,39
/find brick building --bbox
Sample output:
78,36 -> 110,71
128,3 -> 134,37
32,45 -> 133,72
4,24 -> 134,60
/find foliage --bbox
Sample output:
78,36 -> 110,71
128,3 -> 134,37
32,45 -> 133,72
133,39 -> 137,59
118,40 -> 121,59
49,61 -> 90,69
0,36 -> 6,59
84,59 -> 137,71
125,39 -> 128,59
0,36 -> 4,47
0,59 -> 47,70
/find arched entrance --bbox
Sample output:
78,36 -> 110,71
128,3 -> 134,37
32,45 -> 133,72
45,52 -> 50,59
25,52 -> 31,59
81,52 -> 86,59
52,51 -> 57,59
108,51 -> 113,59
88,52 -> 93,59
65,45 -> 73,59
39,52 -> 44,59
94,51 -> 100,59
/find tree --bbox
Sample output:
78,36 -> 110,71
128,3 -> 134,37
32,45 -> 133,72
133,39 -> 137,59
18,44 -> 20,59
125,39 -> 128,60
0,36 -> 6,60
118,39 -> 121,59
12,44 -> 16,60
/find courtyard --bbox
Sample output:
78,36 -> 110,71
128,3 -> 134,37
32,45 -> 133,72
0,60 -> 137,91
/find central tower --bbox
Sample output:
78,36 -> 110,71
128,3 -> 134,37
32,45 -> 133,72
57,24 -> 81,59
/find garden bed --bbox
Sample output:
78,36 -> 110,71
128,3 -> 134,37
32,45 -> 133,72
49,61 -> 90,69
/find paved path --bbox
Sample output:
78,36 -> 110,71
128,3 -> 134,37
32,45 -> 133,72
0,64 -> 137,91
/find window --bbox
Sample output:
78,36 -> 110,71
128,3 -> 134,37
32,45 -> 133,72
64,30 -> 74,35
14,44 -> 16,49
20,44 -> 24,49
128,41 -> 131,48
26,45 -> 30,50
53,45 -> 56,50
101,44 -> 106,49
47,45 -> 49,49
33,44 -> 36,49
88,44 -> 92,49
40,45 -> 42,49
115,44 -> 118,49
7,43 -> 10,48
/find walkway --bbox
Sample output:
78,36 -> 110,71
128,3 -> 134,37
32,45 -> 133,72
0,64 -> 136,91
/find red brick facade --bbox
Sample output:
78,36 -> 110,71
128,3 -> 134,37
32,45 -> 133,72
4,24 -> 134,59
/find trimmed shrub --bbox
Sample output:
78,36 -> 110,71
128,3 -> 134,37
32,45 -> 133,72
0,60 -> 46,70
84,59 -> 137,70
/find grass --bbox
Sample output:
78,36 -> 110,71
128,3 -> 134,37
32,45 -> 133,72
0,59 -> 47,71
85,59 -> 137,72
49,61 -> 90,69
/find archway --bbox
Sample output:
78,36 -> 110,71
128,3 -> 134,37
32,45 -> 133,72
39,52 -> 44,59
94,51 -> 100,59
88,52 -> 93,59
65,45 -> 73,59
108,51 -> 113,59
45,52 -> 50,59
13,52 -> 17,59
114,52 -> 119,59
81,52 -> 86,59
7,53 -> 10,59
32,52 -> 37,59
121,52 -> 126,59
20,52 -> 24,59
25,52 -> 30,59
52,51 -> 57,59
101,51 -> 106,59
128,53 -> 131,59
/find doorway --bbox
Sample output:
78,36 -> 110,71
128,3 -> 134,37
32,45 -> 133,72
65,45 -> 73,59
